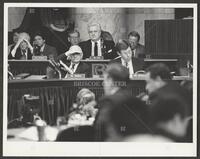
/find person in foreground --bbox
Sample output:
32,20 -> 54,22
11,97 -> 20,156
148,89 -> 192,142
94,63 -> 148,141
56,88 -> 97,142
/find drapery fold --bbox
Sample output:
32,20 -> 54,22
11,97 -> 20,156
8,80 -> 145,125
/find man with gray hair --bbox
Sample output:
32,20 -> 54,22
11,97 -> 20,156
80,23 -> 117,59
8,32 -> 33,60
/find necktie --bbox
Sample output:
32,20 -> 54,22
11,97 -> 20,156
21,50 -> 27,60
94,42 -> 98,56
71,64 -> 75,73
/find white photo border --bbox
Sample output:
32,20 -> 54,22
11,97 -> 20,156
3,3 -> 198,157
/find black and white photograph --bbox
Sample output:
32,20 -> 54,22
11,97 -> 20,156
2,2 -> 198,157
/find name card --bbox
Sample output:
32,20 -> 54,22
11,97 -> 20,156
92,75 -> 104,78
89,56 -> 104,60
65,74 -> 85,78
32,56 -> 48,60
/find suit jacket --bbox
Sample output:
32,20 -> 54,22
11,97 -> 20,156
79,39 -> 117,59
111,57 -> 145,73
133,43 -> 145,58
38,44 -> 58,60
8,46 -> 32,60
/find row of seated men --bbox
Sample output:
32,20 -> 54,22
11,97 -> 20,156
8,23 -> 145,78
8,23 -> 145,60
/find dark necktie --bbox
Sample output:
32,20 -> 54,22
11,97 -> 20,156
71,64 -> 75,72
94,42 -> 98,56
21,50 -> 27,60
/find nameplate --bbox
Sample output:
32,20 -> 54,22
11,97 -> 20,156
92,75 -> 104,78
32,56 -> 48,60
89,56 -> 104,60
65,74 -> 85,78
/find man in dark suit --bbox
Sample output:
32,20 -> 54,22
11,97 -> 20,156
33,32 -> 58,60
8,32 -> 33,60
128,31 -> 145,58
79,23 -> 117,59
57,45 -> 90,78
111,40 -> 145,78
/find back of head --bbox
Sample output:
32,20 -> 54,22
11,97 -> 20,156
76,88 -> 95,107
105,63 -> 129,84
146,63 -> 172,81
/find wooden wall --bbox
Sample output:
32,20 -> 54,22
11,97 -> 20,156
145,19 -> 193,67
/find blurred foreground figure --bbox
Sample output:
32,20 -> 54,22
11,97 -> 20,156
56,125 -> 95,142
149,87 -> 192,142
94,63 -> 148,141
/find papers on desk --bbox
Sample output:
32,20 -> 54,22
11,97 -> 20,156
24,75 -> 46,80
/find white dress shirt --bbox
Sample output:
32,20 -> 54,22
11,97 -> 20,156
121,58 -> 134,76
91,40 -> 102,56
40,44 -> 45,53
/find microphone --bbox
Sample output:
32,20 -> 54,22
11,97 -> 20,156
49,59 -> 62,79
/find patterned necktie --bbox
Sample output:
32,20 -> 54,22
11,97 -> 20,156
94,42 -> 98,56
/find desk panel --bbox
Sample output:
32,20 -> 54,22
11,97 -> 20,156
8,79 -> 146,125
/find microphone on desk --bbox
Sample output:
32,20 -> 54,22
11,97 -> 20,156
49,59 -> 62,79
8,70 -> 15,80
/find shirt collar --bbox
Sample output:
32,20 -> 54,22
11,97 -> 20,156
91,39 -> 101,45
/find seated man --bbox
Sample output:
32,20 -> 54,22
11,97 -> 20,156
8,31 -> 19,56
111,39 -> 145,78
67,29 -> 81,47
8,32 -> 33,60
79,23 -> 117,59
56,30 -> 81,60
128,31 -> 145,58
33,32 -> 58,60
57,45 -> 91,78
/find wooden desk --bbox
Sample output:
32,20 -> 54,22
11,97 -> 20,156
8,58 -> 179,77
